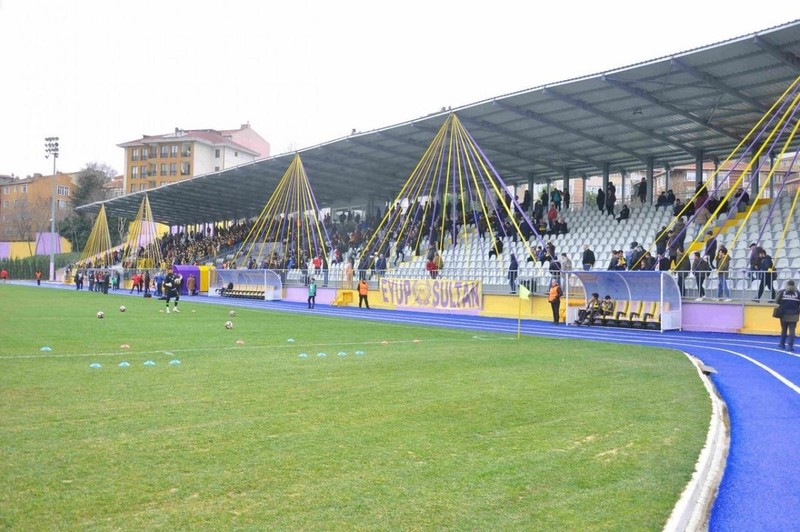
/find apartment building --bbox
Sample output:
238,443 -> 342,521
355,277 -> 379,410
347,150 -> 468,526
118,123 -> 270,195
0,173 -> 74,240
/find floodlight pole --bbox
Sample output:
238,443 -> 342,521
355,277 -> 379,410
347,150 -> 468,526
45,137 -> 59,282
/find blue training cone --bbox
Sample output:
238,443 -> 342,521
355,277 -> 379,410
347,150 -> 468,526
144,360 -> 156,366
169,359 -> 181,366
118,361 -> 131,368
89,363 -> 102,369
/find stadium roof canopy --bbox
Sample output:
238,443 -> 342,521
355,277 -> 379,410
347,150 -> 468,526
80,20 -> 800,226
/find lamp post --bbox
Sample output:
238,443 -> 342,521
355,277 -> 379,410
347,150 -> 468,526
45,136 -> 59,282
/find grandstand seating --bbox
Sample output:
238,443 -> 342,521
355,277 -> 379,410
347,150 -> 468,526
369,196 -> 800,299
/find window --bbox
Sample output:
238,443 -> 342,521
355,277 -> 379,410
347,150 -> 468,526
131,166 -> 139,179
161,145 -> 169,158
148,163 -> 156,176
181,143 -> 191,157
141,148 -> 148,160
140,165 -> 147,178
139,184 -> 146,191
57,186 -> 70,196
170,145 -> 178,157
132,148 -> 139,161
215,148 -> 220,158
180,162 -> 191,176
21,185 -> 27,193
234,151 -> 238,157
57,199 -> 69,209
149,180 -> 156,189
214,166 -> 220,172
161,163 -> 167,176
2,186 -> 8,194
130,184 -> 136,193
169,163 -> 177,176
160,181 -> 166,187
2,200 -> 8,208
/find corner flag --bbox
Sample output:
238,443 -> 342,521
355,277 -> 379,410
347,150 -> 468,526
519,284 -> 530,299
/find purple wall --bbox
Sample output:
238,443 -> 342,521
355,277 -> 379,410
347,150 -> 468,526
681,302 -> 743,332
285,286 -> 336,305
35,232 -> 62,255
173,265 -> 200,296
0,242 -> 9,259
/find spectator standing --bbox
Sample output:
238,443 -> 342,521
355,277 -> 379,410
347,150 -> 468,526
637,177 -> 647,204
344,259 -> 354,288
596,187 -> 605,214
187,274 -> 197,295
563,189 -> 570,210
748,243 -> 760,281
508,253 -> 518,294
776,280 -> 800,351
0,268 -> 7,283
433,252 -> 443,278
375,253 -> 387,278
716,247 -> 731,301
35,270 -> 42,286
693,252 -> 711,301
551,189 -> 562,210
755,248 -> 776,302
560,253 -> 573,272
703,231 -> 718,268
674,249 -> 690,296
581,244 -> 595,271
605,185 -> 616,217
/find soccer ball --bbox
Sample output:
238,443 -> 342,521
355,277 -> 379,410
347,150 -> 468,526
97,311 -> 105,319
119,305 -> 127,313
228,310 -> 236,317
225,321 -> 234,330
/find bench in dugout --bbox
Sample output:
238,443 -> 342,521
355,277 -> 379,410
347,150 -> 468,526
613,300 -> 660,328
577,300 -> 660,329
217,284 -> 265,300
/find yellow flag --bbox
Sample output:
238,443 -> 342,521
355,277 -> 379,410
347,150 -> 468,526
519,284 -> 530,299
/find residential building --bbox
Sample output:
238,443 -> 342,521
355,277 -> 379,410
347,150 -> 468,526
0,173 -> 74,240
118,123 -> 270,195
103,176 -> 124,199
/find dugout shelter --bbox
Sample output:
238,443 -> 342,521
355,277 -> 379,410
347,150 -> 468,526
564,271 -> 682,331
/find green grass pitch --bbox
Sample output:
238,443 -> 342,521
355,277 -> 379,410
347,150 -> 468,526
0,285 -> 709,529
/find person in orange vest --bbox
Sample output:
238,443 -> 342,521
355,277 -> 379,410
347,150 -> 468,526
358,278 -> 370,309
548,278 -> 563,324
35,269 -> 42,286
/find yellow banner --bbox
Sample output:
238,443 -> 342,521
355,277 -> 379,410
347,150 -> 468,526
379,278 -> 482,310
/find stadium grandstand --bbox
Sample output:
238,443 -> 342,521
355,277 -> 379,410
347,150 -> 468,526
73,20 -> 800,334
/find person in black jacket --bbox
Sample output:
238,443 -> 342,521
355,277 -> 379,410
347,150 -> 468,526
776,280 -> 800,351
596,187 -> 605,214
163,265 -> 182,313
692,252 -> 711,301
755,248 -> 776,301
581,244 -> 595,271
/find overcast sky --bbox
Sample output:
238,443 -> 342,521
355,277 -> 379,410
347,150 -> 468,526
0,0 -> 796,178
